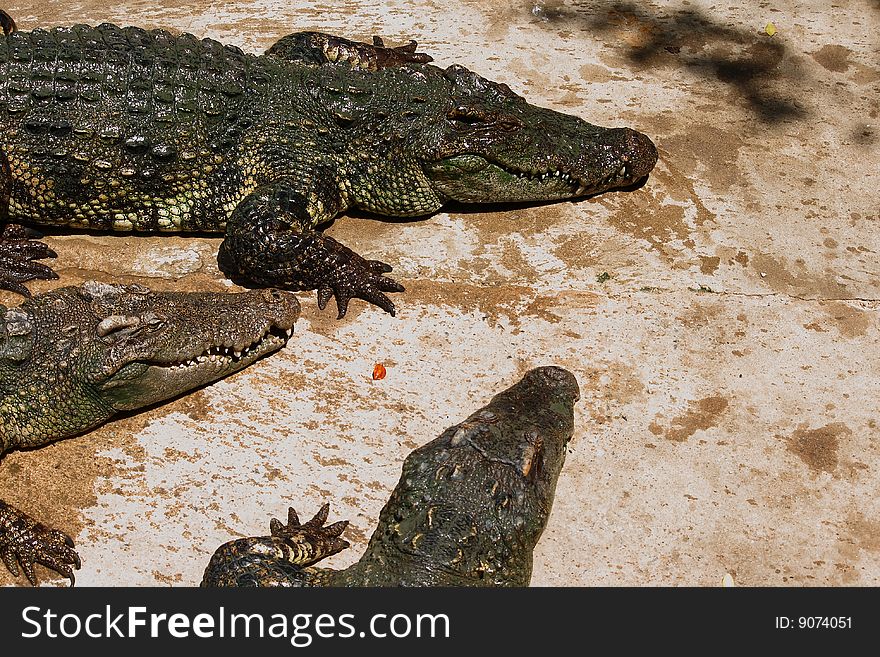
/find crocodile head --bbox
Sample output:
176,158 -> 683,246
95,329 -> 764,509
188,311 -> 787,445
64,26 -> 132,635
420,65 -> 657,204
453,366 -> 580,559
368,366 -> 579,585
0,282 -> 299,450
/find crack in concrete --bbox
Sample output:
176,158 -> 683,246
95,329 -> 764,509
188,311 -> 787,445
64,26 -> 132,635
632,288 -> 880,305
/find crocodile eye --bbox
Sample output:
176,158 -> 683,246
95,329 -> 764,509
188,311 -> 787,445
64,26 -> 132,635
496,115 -> 521,132
446,106 -> 520,133
446,106 -> 494,127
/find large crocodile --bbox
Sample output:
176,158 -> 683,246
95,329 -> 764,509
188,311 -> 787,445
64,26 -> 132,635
202,366 -> 578,587
0,281 -> 299,585
0,15 -> 658,318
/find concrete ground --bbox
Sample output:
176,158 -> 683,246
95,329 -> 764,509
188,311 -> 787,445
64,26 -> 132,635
1,0 -> 877,587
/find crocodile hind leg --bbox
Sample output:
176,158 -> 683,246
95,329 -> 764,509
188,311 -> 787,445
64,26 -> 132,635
202,504 -> 349,587
265,31 -> 432,70
0,150 -> 58,296
0,500 -> 81,586
219,181 -> 404,318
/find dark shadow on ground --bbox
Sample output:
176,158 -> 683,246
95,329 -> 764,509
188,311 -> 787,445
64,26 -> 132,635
533,1 -> 810,124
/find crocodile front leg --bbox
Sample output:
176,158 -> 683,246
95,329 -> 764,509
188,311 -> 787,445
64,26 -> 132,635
0,500 -> 81,586
202,504 -> 349,587
219,181 -> 404,318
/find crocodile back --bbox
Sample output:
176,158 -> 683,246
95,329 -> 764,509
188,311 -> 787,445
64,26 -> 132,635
0,24 -> 277,231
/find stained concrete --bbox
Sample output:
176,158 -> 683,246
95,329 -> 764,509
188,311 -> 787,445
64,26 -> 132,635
0,0 -> 877,586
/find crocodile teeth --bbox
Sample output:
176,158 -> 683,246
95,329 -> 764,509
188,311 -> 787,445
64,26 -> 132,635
510,168 -> 582,187
162,320 -> 294,372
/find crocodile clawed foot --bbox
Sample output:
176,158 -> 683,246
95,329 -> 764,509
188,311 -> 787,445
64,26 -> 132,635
0,501 -> 81,586
315,253 -> 404,320
0,224 -> 59,296
269,503 -> 350,568
370,35 -> 432,64
266,31 -> 432,70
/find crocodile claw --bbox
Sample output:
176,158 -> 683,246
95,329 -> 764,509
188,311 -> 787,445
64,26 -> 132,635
0,501 -> 81,586
266,31 -> 432,70
315,253 -> 404,319
269,503 -> 350,568
0,224 -> 59,297
370,35 -> 432,64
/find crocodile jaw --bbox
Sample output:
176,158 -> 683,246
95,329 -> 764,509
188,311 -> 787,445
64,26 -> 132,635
423,129 -> 657,204
101,325 -> 293,411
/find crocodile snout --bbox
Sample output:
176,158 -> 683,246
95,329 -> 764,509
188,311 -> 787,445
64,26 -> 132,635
258,288 -> 301,331
621,127 -> 658,181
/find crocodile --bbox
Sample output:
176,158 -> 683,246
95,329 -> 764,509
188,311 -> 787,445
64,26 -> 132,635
202,365 -> 579,587
0,16 -> 658,318
0,281 -> 299,585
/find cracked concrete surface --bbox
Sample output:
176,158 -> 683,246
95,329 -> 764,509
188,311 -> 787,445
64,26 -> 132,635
1,0 -> 878,586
